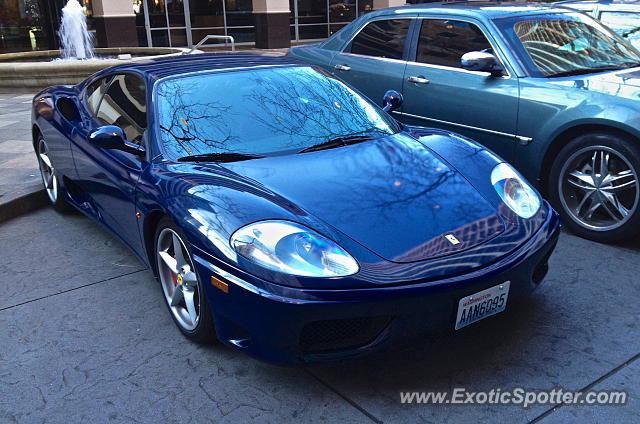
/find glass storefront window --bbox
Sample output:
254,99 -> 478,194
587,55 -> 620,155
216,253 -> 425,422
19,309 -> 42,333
290,0 -> 370,42
189,0 -> 224,30
296,0 -> 327,25
0,0 -> 96,53
225,0 -> 253,27
187,0 -> 254,47
358,0 -> 373,15
0,0 -> 46,53
329,0 -> 356,24
298,24 -> 327,40
134,0 -> 147,46
0,0 -> 370,53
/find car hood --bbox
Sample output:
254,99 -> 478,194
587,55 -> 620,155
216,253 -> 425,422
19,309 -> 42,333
554,67 -> 640,99
219,133 -> 504,263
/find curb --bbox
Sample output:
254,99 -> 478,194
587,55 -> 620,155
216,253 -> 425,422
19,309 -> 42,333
0,186 -> 48,224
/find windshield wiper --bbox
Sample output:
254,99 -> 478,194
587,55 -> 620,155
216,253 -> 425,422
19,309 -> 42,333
177,152 -> 264,163
297,134 -> 379,154
545,66 -> 626,78
620,61 -> 640,69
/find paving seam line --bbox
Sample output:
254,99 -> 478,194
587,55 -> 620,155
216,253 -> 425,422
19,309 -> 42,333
528,351 -> 640,423
305,368 -> 384,424
0,268 -> 147,312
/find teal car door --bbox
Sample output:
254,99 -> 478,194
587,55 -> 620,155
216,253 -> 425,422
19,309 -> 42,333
398,17 -> 521,161
329,17 -> 413,105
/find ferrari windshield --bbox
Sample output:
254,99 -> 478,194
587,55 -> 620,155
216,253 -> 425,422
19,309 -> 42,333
155,66 -> 399,160
494,12 -> 640,77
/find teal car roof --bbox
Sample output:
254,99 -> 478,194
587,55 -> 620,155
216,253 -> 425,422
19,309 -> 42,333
370,2 -> 573,19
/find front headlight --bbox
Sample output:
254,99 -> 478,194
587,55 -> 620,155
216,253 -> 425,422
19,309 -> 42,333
491,163 -> 541,219
230,220 -> 359,277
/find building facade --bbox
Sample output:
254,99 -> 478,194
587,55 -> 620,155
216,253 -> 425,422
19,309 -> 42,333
0,0 -> 409,54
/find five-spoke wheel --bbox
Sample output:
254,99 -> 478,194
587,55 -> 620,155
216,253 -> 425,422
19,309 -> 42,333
36,135 -> 71,212
38,137 -> 58,204
154,218 -> 215,342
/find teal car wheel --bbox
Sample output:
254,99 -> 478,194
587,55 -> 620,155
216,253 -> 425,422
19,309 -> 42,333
550,132 -> 640,242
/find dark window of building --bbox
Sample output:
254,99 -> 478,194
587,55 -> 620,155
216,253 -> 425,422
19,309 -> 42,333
416,19 -> 491,68
96,74 -> 147,145
0,0 -> 47,53
348,19 -> 410,60
330,0 -> 356,25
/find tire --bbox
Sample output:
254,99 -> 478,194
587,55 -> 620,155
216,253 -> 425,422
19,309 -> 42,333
153,217 -> 216,343
548,131 -> 640,243
36,134 -> 73,213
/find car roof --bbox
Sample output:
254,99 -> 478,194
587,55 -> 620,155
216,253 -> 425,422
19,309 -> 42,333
556,0 -> 640,5
372,1 -> 574,19
104,52 -> 303,81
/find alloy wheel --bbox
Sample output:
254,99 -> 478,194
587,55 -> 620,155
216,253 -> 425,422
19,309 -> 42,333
156,228 -> 201,331
559,145 -> 639,232
37,138 -> 58,204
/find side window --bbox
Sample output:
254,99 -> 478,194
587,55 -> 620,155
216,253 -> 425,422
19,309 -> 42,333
348,19 -> 411,60
96,74 -> 147,145
85,76 -> 111,116
416,19 -> 492,68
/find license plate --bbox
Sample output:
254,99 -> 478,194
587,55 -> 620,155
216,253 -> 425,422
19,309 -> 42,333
455,281 -> 510,330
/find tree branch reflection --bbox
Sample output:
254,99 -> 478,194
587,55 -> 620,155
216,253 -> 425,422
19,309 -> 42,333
156,67 -> 396,159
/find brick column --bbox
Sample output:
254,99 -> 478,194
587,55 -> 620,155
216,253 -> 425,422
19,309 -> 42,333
92,0 -> 138,48
373,0 -> 407,9
252,0 -> 291,49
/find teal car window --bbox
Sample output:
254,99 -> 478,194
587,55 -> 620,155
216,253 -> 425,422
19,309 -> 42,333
97,74 -> 147,145
416,19 -> 492,68
495,12 -> 640,77
155,66 -> 399,160
348,19 -> 410,60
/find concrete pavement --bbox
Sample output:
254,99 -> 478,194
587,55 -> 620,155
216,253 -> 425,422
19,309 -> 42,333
0,208 -> 638,423
0,92 -> 47,223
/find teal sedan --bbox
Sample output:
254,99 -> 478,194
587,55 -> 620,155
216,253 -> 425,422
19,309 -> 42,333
288,2 -> 640,243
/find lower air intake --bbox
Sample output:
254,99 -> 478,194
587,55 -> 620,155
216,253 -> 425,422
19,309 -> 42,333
299,316 -> 392,354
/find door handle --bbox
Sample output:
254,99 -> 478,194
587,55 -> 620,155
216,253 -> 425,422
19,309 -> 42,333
407,76 -> 430,84
334,64 -> 351,71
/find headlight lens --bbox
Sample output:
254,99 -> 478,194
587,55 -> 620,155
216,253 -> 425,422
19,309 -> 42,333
491,163 -> 541,219
230,220 -> 359,277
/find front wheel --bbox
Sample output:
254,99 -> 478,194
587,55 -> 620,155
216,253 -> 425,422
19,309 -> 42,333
548,132 -> 640,243
36,135 -> 73,213
154,217 -> 216,343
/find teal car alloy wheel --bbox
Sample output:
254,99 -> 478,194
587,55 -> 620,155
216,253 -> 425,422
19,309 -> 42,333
550,132 -> 640,242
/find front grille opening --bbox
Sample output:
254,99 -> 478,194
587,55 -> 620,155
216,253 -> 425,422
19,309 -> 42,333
299,316 -> 392,354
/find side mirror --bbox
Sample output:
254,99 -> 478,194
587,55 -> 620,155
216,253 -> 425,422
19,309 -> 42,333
461,51 -> 504,76
88,125 -> 145,156
382,90 -> 403,113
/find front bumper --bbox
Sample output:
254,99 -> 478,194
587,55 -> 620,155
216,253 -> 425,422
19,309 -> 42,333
192,206 -> 560,364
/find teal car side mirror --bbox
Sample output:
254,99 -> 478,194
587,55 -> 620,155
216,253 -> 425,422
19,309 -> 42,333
461,51 -> 504,76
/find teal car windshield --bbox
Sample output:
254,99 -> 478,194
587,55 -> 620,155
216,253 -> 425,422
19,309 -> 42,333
155,66 -> 399,160
494,12 -> 640,77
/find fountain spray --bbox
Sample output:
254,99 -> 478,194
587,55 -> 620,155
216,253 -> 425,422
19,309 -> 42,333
58,0 -> 94,60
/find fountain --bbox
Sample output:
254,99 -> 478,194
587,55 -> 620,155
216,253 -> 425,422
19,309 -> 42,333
0,0 -> 195,90
58,0 -> 94,60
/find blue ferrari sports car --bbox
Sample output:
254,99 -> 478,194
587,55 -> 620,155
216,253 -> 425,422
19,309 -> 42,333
32,53 -> 560,363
